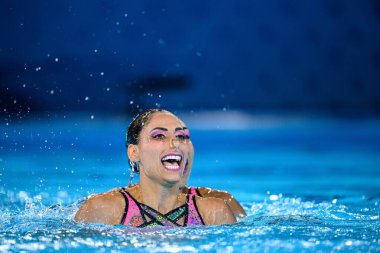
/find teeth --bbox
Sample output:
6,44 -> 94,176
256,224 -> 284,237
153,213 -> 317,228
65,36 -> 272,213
165,165 -> 179,169
161,155 -> 182,162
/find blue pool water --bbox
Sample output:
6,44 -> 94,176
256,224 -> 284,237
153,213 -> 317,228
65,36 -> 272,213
1,112 -> 380,252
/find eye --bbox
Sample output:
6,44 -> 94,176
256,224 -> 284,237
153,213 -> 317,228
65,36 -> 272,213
151,134 -> 166,140
176,134 -> 187,141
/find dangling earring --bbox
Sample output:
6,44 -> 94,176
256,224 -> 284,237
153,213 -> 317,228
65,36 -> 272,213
128,166 -> 134,187
128,161 -> 136,187
128,161 -> 139,187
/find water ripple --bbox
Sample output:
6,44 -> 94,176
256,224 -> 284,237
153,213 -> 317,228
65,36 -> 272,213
0,191 -> 379,252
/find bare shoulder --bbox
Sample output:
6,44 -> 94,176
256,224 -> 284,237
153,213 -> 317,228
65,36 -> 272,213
197,187 -> 247,218
74,190 -> 125,225
198,187 -> 232,199
196,196 -> 236,225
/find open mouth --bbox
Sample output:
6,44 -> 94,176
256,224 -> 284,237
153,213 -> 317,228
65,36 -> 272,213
161,153 -> 182,171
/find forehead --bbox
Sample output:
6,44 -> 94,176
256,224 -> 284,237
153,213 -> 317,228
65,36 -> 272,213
145,112 -> 186,130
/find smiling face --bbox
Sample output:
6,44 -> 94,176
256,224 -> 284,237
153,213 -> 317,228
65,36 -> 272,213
128,111 -> 193,186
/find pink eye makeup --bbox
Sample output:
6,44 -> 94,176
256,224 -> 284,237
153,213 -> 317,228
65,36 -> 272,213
150,129 -> 167,139
183,129 -> 190,139
149,127 -> 190,141
175,129 -> 190,140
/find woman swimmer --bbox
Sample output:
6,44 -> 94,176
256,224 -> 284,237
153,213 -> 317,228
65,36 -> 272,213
74,109 -> 236,227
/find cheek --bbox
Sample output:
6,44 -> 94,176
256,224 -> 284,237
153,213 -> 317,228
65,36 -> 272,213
140,141 -> 165,160
187,143 -> 194,157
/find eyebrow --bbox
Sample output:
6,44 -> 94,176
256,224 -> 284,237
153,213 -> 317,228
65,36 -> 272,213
150,127 -> 168,132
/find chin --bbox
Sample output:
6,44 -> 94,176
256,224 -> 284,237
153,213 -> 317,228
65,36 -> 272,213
161,173 -> 182,186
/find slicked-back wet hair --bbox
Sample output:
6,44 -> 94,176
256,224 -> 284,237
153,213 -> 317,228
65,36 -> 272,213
126,108 -> 168,146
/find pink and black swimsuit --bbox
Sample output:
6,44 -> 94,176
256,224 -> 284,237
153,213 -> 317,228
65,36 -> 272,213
119,187 -> 205,227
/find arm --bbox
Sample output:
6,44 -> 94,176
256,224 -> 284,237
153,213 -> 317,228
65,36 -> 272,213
74,191 -> 124,225
196,197 -> 237,225
198,187 -> 247,218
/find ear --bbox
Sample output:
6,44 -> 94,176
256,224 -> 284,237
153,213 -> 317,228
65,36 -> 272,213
127,144 -> 140,162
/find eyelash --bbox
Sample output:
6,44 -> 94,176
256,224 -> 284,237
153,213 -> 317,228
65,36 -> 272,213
176,134 -> 187,140
151,134 -> 166,140
175,130 -> 190,140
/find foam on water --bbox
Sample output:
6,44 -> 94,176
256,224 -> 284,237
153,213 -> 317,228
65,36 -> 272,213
1,191 -> 379,252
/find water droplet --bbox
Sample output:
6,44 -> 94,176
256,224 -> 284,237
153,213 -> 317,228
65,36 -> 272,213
106,87 -> 110,91
22,84 -> 26,88
50,90 -> 54,95
94,49 -> 98,53
345,240 -> 353,246
90,115 -> 94,119
55,58 -> 59,62
332,198 -> 337,204
100,72 -> 104,76
130,100 -> 134,104
124,13 -> 128,17
85,96 -> 89,101
269,194 -> 279,201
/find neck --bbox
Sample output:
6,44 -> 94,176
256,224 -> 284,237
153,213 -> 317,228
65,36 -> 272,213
138,177 -> 182,214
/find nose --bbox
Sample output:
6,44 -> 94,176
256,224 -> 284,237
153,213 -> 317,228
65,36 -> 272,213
169,137 -> 179,149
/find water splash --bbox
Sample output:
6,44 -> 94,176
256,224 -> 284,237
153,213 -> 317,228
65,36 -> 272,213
0,191 -> 379,252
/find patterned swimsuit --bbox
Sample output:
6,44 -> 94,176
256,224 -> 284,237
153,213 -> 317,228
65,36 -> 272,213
119,187 -> 204,227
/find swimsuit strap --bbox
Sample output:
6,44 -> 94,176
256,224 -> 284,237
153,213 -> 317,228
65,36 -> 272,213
139,203 -> 187,227
186,189 -> 205,226
119,189 -> 145,227
188,186 -> 201,198
120,188 -> 190,227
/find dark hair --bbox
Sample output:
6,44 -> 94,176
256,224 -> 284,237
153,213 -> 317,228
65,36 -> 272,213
126,108 -> 168,146
126,108 -> 168,172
